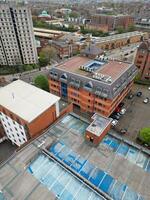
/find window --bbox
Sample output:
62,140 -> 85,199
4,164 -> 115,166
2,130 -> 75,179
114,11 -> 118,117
16,118 -> 21,124
19,125 -> 22,129
61,73 -> 67,79
84,81 -> 93,89
10,114 -> 13,119
2,109 -> 6,114
21,132 -> 24,136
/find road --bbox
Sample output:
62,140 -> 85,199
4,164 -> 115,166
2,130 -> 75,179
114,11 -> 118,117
3,66 -> 51,84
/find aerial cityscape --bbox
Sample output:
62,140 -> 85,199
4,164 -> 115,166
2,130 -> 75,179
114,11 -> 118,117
0,0 -> 150,200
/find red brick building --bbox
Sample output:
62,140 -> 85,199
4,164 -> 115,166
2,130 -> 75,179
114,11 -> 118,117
90,14 -> 134,32
49,56 -> 138,117
0,80 -> 60,146
134,40 -> 150,80
52,40 -> 79,59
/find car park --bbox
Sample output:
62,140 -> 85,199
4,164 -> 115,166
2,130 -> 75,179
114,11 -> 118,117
143,97 -> 149,104
136,91 -> 142,97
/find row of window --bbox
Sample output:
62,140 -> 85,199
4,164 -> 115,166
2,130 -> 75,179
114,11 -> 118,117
1,110 -> 22,125
2,9 -> 27,13
2,119 -> 23,130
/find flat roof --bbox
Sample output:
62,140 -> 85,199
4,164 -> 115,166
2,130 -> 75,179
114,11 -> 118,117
56,56 -> 131,82
0,80 -> 60,122
86,113 -> 112,136
0,113 -> 149,200
97,60 -> 130,81
34,32 -> 55,38
33,27 -> 64,35
94,31 -> 144,43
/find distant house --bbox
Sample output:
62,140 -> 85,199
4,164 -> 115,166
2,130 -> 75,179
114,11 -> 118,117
82,44 -> 104,59
38,10 -> 52,20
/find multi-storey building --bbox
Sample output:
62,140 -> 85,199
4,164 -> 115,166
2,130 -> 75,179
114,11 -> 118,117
93,31 -> 148,50
0,3 -> 38,66
49,56 -> 138,117
52,40 -> 79,59
0,80 -> 60,146
134,40 -> 150,80
90,14 -> 134,32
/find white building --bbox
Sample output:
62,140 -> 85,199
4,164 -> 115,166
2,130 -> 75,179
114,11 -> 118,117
0,80 -> 60,147
0,3 -> 38,66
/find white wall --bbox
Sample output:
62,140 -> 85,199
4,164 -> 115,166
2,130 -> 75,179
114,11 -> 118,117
0,112 -> 27,147
55,101 -> 60,118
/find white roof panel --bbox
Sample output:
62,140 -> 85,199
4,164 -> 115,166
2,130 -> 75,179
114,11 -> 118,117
0,80 -> 60,122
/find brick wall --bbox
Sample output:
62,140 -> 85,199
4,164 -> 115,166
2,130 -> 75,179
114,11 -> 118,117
85,123 -> 111,145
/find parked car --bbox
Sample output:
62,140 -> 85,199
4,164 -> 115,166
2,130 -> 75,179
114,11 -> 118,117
111,120 -> 118,126
120,108 -> 126,115
12,77 -> 19,82
118,102 -> 124,108
120,129 -> 127,134
136,91 -> 142,97
112,113 -> 120,120
128,94 -> 134,99
148,87 -> 150,91
143,97 -> 149,104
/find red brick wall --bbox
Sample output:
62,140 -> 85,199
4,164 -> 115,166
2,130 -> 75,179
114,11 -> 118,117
135,48 -> 150,80
49,78 -> 133,117
85,123 -> 111,145
0,104 -> 57,138
28,104 -> 56,137
59,103 -> 73,117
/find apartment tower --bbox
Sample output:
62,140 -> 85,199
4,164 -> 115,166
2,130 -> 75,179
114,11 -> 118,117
0,3 -> 38,66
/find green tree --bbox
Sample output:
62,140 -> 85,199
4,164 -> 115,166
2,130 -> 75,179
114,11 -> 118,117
139,127 -> 150,145
116,26 -> 125,34
39,46 -> 56,67
39,52 -> 49,67
24,65 -> 33,71
69,11 -> 79,18
127,25 -> 136,32
34,75 -> 49,92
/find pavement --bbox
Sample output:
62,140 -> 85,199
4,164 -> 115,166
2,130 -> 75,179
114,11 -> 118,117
0,112 -> 149,200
